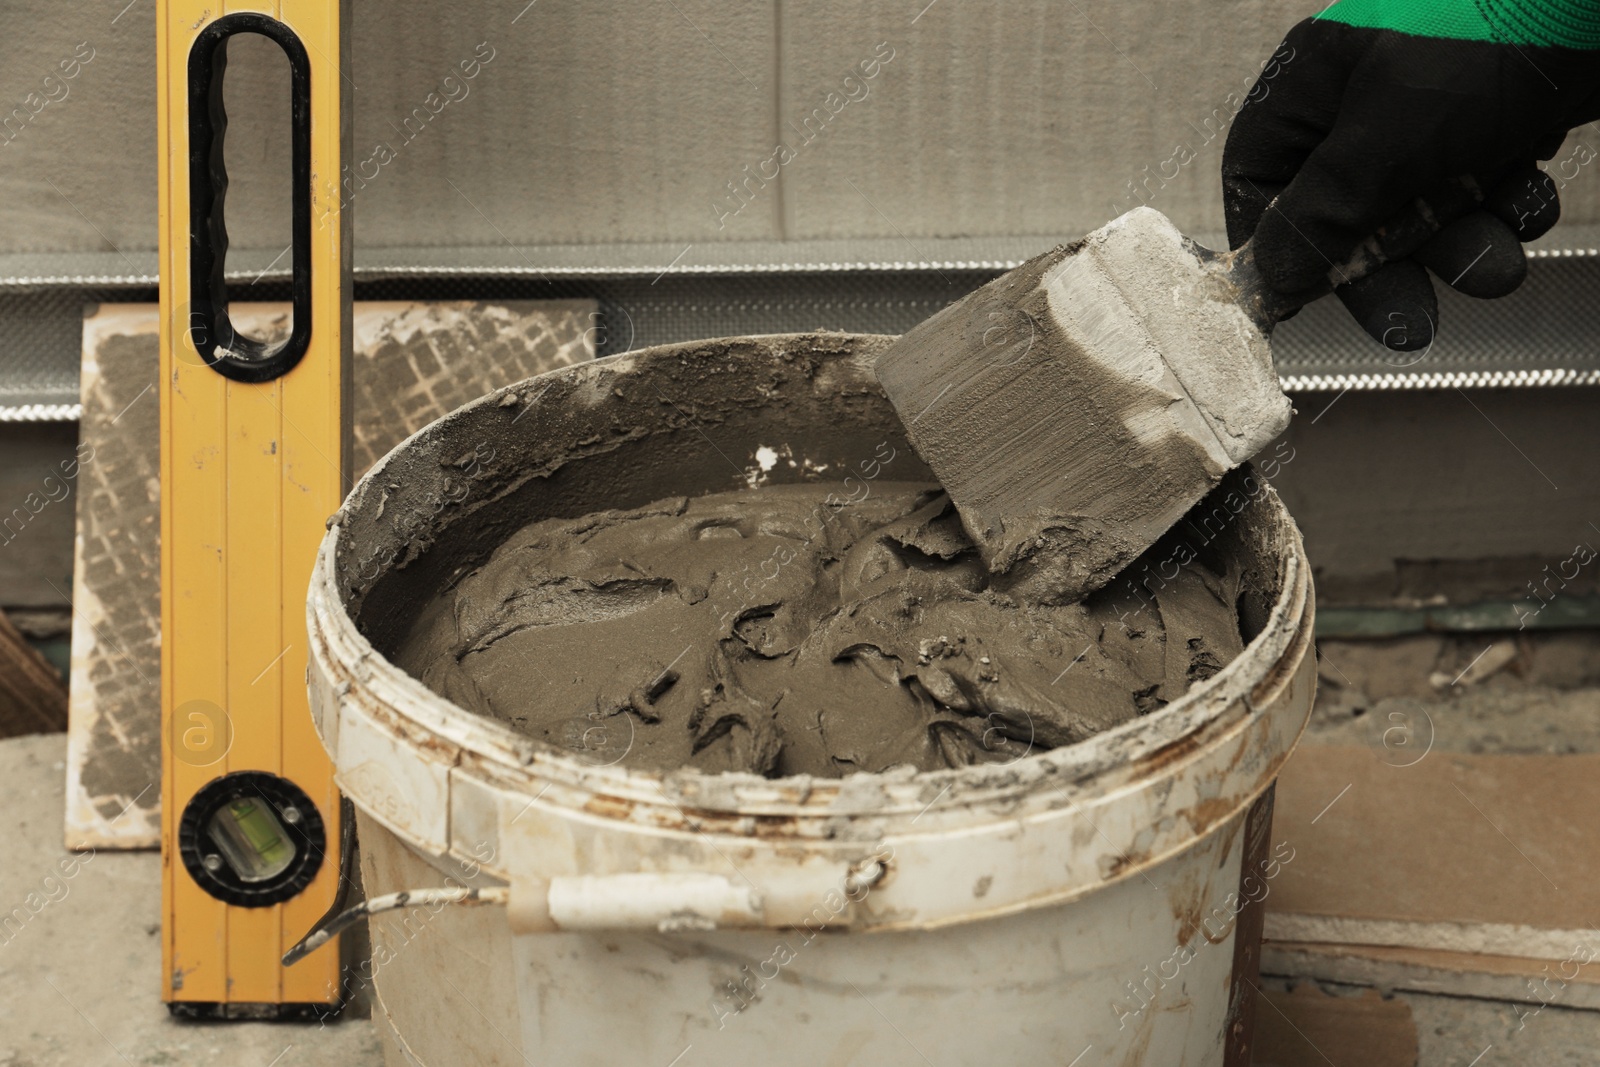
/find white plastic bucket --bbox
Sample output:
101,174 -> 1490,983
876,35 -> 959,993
306,333 -> 1315,1066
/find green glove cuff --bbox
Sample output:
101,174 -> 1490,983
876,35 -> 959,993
1317,0 -> 1600,48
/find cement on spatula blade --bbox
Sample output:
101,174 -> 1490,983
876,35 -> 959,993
873,206 -> 1291,601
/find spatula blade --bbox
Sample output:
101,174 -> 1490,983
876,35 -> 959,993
874,207 -> 1291,600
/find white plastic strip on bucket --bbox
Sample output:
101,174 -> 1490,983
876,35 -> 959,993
305,333 -> 1316,1066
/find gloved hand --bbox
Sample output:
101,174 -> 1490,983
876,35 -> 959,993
1222,0 -> 1600,351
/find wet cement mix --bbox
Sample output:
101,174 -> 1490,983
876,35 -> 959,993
395,474 -> 1246,778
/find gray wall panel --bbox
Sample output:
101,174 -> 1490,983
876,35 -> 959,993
9,2 -> 1598,260
349,0 -> 781,246
774,0 -> 1308,241
0,6 -> 157,257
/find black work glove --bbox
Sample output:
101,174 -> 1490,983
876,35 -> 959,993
1222,0 -> 1600,351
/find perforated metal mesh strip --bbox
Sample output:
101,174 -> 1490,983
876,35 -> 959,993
3,253 -> 1597,420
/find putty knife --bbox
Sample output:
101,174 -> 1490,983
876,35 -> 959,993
875,190 -> 1476,601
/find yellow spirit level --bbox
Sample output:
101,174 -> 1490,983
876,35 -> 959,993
158,0 -> 350,1019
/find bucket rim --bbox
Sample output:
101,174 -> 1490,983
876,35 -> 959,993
309,331 -> 1312,820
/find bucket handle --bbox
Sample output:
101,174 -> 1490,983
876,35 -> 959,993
510,872 -> 764,934
283,885 -> 510,966
281,876 -> 755,966
285,860 -> 888,963
284,872 -> 760,964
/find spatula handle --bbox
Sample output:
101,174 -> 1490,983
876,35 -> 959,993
1227,175 -> 1486,330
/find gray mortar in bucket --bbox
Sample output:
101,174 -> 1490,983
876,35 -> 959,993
340,334 -> 1286,767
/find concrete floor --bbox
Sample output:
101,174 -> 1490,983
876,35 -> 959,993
1409,987 -> 1600,1066
0,733 -> 382,1067
1258,975 -> 1600,1067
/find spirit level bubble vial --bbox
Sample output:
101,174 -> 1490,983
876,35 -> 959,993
158,0 -> 351,1019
